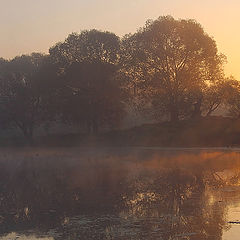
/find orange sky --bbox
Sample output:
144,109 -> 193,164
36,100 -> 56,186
0,0 -> 239,79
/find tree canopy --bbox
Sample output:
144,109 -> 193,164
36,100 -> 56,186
0,16 -> 238,142
121,16 -> 225,121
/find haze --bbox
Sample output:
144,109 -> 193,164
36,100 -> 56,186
0,0 -> 239,78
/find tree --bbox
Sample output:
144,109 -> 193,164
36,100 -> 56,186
121,16 -> 225,122
49,29 -> 120,67
224,78 -> 240,118
61,62 -> 125,133
0,53 -> 58,142
200,80 -> 229,117
49,30 -> 126,133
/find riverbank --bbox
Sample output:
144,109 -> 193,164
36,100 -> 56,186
0,116 -> 240,147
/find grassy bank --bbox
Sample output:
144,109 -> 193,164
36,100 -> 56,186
102,116 -> 240,147
1,116 -> 240,147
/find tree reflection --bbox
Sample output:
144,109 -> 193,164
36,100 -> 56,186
0,150 -> 239,239
120,168 -> 228,240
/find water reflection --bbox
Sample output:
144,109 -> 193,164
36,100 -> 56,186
0,148 -> 240,239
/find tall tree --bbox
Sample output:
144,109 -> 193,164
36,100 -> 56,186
121,16 -> 225,121
49,30 -> 126,133
0,53 -> 58,142
49,29 -> 120,67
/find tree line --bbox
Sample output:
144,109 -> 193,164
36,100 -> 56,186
0,16 -> 240,142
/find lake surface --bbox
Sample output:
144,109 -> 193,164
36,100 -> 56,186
1,147 -> 240,239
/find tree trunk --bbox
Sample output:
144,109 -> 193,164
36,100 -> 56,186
93,120 -> 99,135
22,127 -> 34,145
170,108 -> 179,122
191,98 -> 203,119
87,121 -> 92,134
192,103 -> 202,118
87,120 -> 98,135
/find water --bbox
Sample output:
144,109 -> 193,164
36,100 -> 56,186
0,148 -> 240,239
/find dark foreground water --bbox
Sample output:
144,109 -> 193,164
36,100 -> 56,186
1,148 -> 240,239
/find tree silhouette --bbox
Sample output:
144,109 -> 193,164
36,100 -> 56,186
61,62 -> 125,133
49,30 -> 125,133
224,78 -> 240,118
0,16 -> 238,143
0,54 -> 58,142
121,16 -> 225,122
49,29 -> 120,67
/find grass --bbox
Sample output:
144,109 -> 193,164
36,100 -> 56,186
0,116 -> 240,147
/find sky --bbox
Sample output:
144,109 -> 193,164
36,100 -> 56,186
0,0 -> 240,78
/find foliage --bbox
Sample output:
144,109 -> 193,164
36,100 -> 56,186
0,54 -> 58,142
225,78 -> 240,118
0,16 -> 239,143
121,16 -> 225,121
49,30 -> 125,133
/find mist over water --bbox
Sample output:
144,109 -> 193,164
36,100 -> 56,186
1,148 -> 240,239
